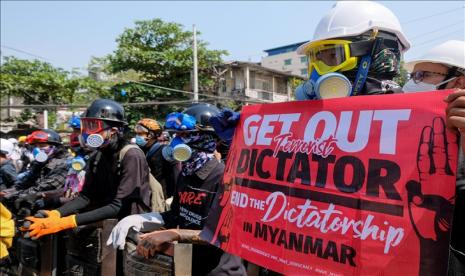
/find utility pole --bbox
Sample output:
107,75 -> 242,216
43,110 -> 48,129
193,24 -> 199,103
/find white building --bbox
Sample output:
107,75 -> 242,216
216,61 -> 304,103
261,41 -> 309,78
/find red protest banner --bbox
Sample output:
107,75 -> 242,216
201,91 -> 459,276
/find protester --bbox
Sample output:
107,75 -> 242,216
134,118 -> 180,200
208,2 -> 439,275
0,139 -> 18,191
10,129 -> 70,211
33,117 -> 91,210
21,99 -> 154,239
403,39 -> 465,275
108,105 -> 246,275
212,1 -> 410,143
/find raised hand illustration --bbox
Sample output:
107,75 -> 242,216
407,117 -> 456,276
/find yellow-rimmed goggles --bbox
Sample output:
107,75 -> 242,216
306,40 -> 358,75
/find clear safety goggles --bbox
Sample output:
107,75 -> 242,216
306,40 -> 359,75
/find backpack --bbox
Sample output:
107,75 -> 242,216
118,145 -> 166,212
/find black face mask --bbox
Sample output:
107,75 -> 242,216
343,32 -> 403,96
344,70 -> 402,96
100,131 -> 123,153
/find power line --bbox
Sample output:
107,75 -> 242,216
0,100 -> 196,109
0,45 -> 53,62
128,80 -> 268,103
410,28 -> 465,49
409,20 -> 465,40
402,6 -> 465,25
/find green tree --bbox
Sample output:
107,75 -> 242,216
108,19 -> 227,89
101,18 -> 228,123
0,56 -> 73,105
0,56 -> 109,122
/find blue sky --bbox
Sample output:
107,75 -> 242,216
1,1 -> 464,72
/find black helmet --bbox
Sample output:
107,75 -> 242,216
82,99 -> 127,125
27,129 -> 62,145
184,103 -> 220,131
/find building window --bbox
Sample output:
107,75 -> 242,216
301,69 -> 308,76
284,59 -> 292,66
300,56 -> 308,63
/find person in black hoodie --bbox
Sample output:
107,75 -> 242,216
21,99 -> 152,239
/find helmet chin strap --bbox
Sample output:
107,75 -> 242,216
438,67 -> 458,90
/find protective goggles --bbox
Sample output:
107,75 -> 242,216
306,40 -> 358,75
27,131 -> 49,144
80,118 -> 112,134
306,39 -> 379,76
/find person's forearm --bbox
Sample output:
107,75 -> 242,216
56,194 -> 90,216
74,198 -> 122,225
172,229 -> 208,245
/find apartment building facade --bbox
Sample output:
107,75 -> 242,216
261,41 -> 309,78
216,61 -> 304,103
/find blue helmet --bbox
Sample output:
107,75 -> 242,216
68,115 -> 81,129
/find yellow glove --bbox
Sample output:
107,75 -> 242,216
0,203 -> 15,259
23,214 -> 77,239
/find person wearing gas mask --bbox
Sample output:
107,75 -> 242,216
21,99 -> 153,241
403,39 -> 465,275
134,118 -> 180,200
0,139 -> 18,191
211,1 -> 409,144
33,116 -> 91,210
107,103 -> 246,275
6,129 -> 71,210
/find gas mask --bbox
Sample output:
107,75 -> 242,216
32,146 -> 55,163
297,35 -> 402,100
70,156 -> 86,172
295,70 -> 353,100
165,136 -> 192,162
81,118 -> 116,149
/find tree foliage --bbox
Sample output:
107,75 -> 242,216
0,56 -> 108,105
0,56 -> 109,122
108,19 -> 227,89
99,18 -> 229,123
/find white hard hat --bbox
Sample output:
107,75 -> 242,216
404,40 -> 465,73
0,138 -> 14,156
297,1 -> 410,55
